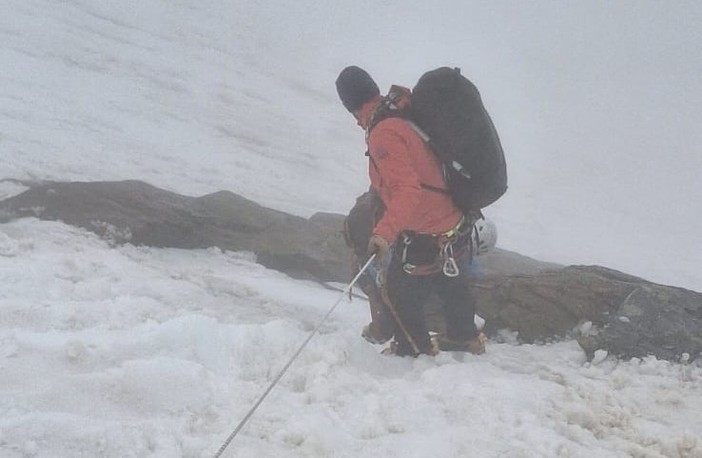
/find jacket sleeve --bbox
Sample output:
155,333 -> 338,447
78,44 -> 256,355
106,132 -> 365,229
368,124 -> 422,243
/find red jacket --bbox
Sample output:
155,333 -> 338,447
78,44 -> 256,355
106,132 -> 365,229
357,94 -> 462,243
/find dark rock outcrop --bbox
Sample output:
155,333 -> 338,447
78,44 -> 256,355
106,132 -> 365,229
0,180 -> 349,282
577,281 -> 702,362
474,265 -> 702,362
1,180 -> 699,363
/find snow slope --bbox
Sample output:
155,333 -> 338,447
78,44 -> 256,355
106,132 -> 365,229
1,1 -> 701,457
1,220 -> 700,457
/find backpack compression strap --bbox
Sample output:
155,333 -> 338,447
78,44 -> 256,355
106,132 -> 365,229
403,120 -> 453,195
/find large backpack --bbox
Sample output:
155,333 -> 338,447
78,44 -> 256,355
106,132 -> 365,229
384,67 -> 508,213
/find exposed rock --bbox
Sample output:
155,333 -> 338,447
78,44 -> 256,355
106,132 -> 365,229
0,180 -> 348,282
0,180 -> 553,282
473,265 -> 648,342
1,180 -> 699,363
577,282 -> 702,363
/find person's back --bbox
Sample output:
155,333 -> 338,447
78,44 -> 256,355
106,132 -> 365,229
366,115 -> 462,244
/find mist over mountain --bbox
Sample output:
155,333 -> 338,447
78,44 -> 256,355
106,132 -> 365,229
2,1 -> 700,290
1,3 -> 701,456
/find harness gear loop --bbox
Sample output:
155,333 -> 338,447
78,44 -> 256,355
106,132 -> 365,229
399,215 -> 469,277
441,238 -> 460,277
440,215 -> 468,239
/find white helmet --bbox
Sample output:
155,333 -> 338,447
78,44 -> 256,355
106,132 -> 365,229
471,217 -> 497,255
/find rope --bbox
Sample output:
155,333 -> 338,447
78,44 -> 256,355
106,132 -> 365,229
213,254 -> 377,457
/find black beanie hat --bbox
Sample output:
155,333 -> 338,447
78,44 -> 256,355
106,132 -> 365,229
336,66 -> 380,113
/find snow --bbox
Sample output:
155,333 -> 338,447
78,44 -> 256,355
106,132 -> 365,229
1,220 -> 700,457
1,1 -> 701,457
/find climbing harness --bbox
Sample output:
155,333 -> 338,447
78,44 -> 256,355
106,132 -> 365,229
399,215 -> 473,277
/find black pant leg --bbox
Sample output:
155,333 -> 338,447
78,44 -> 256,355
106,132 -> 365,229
384,259 -> 432,354
434,272 -> 478,341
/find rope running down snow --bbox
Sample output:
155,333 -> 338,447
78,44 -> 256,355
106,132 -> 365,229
213,254 -> 377,457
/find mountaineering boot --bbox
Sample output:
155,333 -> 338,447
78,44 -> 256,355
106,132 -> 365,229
381,338 -> 439,357
380,340 -> 398,356
427,337 -> 440,356
362,322 -> 393,345
437,332 -> 486,354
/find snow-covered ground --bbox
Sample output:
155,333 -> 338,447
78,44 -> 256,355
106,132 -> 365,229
1,1 -> 701,457
1,220 -> 700,457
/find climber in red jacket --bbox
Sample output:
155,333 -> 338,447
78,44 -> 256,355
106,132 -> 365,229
336,66 -> 486,357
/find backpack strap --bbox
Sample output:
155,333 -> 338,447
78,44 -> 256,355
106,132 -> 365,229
403,120 -> 455,196
366,97 -> 405,134
404,119 -> 431,143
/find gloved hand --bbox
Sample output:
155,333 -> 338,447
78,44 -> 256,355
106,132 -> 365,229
367,234 -> 390,261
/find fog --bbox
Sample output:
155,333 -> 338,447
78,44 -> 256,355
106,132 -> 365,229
1,3 -> 701,456
2,1 -> 700,289
275,0 -> 702,287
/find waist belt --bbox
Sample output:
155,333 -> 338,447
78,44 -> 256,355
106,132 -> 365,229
414,215 -> 470,240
